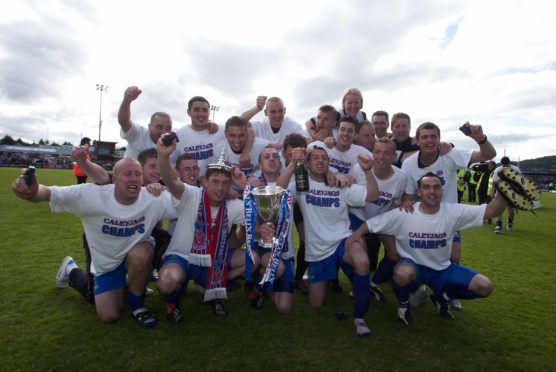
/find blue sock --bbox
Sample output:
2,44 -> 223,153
372,255 -> 396,285
352,273 -> 370,318
391,278 -> 410,304
128,292 -> 145,312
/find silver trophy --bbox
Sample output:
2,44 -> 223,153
251,185 -> 286,248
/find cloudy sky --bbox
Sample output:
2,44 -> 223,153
1,0 -> 555,161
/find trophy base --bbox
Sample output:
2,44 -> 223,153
258,238 -> 275,249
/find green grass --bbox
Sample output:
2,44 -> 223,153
1,168 -> 555,370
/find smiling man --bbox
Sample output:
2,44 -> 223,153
349,138 -> 409,300
349,173 -> 507,325
155,134 -> 261,322
309,116 -> 373,175
401,121 -> 495,310
212,116 -> 270,177
371,110 -> 390,138
118,86 -> 173,159
241,96 -> 310,148
12,158 -> 177,329
171,96 -> 225,176
277,146 -> 379,338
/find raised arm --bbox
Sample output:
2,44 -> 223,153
240,96 -> 267,121
357,154 -> 379,202
72,146 -> 110,185
465,123 -> 496,163
239,127 -> 255,169
156,134 -> 185,199
276,160 -> 296,189
118,86 -> 142,133
276,147 -> 305,188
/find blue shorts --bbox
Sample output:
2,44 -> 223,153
163,251 -> 236,289
349,213 -> 378,242
93,261 -> 127,295
271,258 -> 295,293
399,258 -> 477,297
307,239 -> 354,284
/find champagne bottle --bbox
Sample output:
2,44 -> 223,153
295,161 -> 309,192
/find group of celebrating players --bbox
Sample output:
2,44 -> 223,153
12,86 -> 510,338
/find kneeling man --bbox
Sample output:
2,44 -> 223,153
12,158 -> 177,328
349,172 -> 507,325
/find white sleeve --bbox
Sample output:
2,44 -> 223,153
453,204 -> 486,231
120,121 -> 145,142
49,184 -> 100,215
345,184 -> 367,207
366,209 -> 402,236
350,163 -> 366,184
447,148 -> 474,169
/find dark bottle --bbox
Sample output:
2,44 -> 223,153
295,161 -> 309,192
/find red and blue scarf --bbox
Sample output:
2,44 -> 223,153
190,189 -> 229,301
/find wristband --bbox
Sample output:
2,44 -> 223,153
477,135 -> 488,145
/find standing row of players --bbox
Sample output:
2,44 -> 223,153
12,86 -> 507,337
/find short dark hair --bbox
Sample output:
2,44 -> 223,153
80,137 -> 91,146
391,112 -> 411,126
205,167 -> 231,179
307,146 -> 328,161
150,112 -> 171,124
417,172 -> 442,188
416,122 -> 440,139
283,133 -> 307,150
318,104 -> 337,114
188,96 -> 210,110
137,148 -> 158,167
225,116 -> 248,131
338,116 -> 359,127
501,156 -> 511,165
372,110 -> 389,123
355,120 -> 374,135
175,153 -> 197,170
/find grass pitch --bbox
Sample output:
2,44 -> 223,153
1,168 -> 555,370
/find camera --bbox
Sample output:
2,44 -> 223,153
459,122 -> 472,136
24,166 -> 36,186
162,132 -> 179,147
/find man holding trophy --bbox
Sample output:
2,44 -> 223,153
276,146 -> 380,338
244,147 -> 296,314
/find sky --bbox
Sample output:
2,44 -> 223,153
1,0 -> 555,162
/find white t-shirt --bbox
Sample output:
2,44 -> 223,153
289,179 -> 367,262
366,203 -> 486,270
212,137 -> 270,176
252,117 -> 309,145
402,148 -> 473,203
50,184 -> 177,275
120,121 -> 157,159
171,125 -> 226,176
308,141 -> 372,175
164,185 -> 245,260
350,164 -> 408,220
492,164 -> 521,182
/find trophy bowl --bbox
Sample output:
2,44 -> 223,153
251,185 -> 285,248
